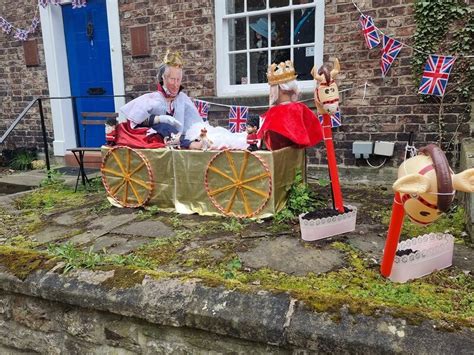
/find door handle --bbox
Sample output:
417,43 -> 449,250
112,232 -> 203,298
87,87 -> 106,95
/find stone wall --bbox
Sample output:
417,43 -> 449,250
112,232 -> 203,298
0,269 -> 473,354
0,290 -> 284,354
0,0 -> 472,169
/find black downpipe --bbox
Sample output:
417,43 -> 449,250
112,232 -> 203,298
37,98 -> 51,179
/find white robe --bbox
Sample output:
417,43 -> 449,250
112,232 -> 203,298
119,91 -> 203,135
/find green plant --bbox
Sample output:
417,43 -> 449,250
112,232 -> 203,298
9,150 -> 35,171
221,218 -> 244,233
40,169 -> 65,187
47,243 -> 153,273
274,170 -> 320,224
47,243 -> 101,273
224,258 -> 242,279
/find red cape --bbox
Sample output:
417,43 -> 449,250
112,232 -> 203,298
257,102 -> 323,150
115,121 -> 165,149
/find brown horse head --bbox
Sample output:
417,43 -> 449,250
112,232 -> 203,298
393,144 -> 474,225
312,58 -> 340,115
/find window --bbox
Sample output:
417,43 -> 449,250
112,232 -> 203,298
215,0 -> 325,97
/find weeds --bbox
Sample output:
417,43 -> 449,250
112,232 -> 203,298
47,242 -> 153,273
9,150 -> 36,171
224,258 -> 242,279
221,218 -> 245,233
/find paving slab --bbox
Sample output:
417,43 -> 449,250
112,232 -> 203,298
32,225 -> 79,244
52,208 -> 91,226
238,236 -> 345,275
67,213 -> 136,246
90,235 -> 128,253
107,236 -> 153,255
113,220 -> 175,238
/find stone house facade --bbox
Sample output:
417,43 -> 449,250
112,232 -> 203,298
0,0 -> 471,169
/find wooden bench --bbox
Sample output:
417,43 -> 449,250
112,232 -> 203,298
68,112 -> 118,191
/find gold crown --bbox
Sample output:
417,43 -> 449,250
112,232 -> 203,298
163,49 -> 183,68
267,60 -> 297,85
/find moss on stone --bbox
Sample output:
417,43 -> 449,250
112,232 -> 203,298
0,246 -> 55,280
15,185 -> 86,211
101,266 -> 146,290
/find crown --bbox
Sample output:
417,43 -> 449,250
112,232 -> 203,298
163,49 -> 183,68
267,60 -> 297,85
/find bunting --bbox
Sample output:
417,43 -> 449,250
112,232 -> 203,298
380,35 -> 402,77
359,14 -> 380,49
418,55 -> 456,97
228,106 -> 248,133
1,1 -> 86,42
354,3 -> 458,96
193,99 -> 210,121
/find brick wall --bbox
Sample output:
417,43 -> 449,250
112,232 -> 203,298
0,1 -> 52,152
119,0 -> 215,98
311,0 -> 471,168
0,0 -> 471,169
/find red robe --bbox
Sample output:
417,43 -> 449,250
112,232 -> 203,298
257,102 -> 323,150
115,121 -> 165,149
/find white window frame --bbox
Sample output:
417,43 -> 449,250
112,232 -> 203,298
215,0 -> 325,97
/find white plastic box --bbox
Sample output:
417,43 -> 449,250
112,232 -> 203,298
388,233 -> 454,283
299,205 -> 357,241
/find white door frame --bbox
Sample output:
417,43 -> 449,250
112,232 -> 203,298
39,0 -> 125,156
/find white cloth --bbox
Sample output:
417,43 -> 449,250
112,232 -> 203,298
119,91 -> 202,134
185,122 -> 248,150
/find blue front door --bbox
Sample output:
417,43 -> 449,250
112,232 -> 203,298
63,0 -> 114,147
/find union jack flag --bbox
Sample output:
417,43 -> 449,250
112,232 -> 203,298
228,106 -> 248,133
381,35 -> 402,77
193,99 -> 210,121
318,109 -> 341,128
418,55 -> 456,97
359,15 -> 380,49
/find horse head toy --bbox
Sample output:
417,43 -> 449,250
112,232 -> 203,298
311,57 -> 340,115
311,58 -> 344,213
381,143 -> 474,278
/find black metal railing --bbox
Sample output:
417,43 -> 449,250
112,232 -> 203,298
0,94 -> 136,179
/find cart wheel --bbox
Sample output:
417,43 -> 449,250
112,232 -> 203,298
101,146 -> 153,208
205,150 -> 272,218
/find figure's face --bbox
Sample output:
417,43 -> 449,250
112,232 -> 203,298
247,125 -> 257,134
163,66 -> 183,96
316,81 -> 339,114
396,155 -> 445,225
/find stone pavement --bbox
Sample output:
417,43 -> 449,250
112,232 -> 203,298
0,169 -> 473,353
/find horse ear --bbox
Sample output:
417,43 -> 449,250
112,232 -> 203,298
393,174 -> 431,194
452,168 -> 474,192
330,58 -> 340,78
311,66 -> 324,82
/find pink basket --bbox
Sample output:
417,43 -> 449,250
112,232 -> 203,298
388,233 -> 454,283
299,205 -> 357,241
